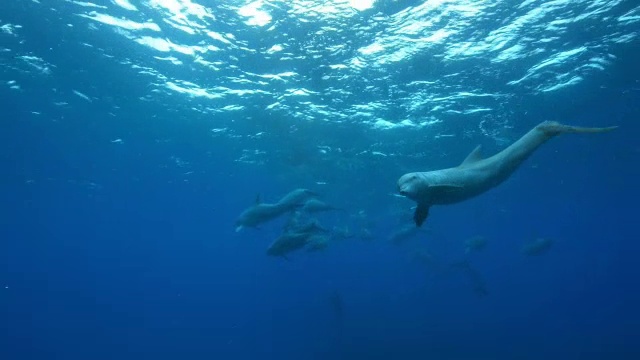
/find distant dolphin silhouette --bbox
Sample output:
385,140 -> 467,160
521,237 -> 553,256
398,121 -> 617,227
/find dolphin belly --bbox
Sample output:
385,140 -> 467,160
428,168 -> 497,205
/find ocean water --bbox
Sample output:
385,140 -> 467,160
1,0 -> 639,359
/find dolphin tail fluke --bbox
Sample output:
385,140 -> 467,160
538,121 -> 618,136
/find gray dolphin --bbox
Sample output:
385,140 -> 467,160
267,216 -> 329,258
398,121 -> 617,227
235,189 -> 319,232
301,198 -> 340,213
235,202 -> 284,232
267,226 -> 327,258
277,188 -> 318,209
288,219 -> 329,234
266,232 -> 312,258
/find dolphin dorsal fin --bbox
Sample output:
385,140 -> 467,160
255,194 -> 261,204
459,145 -> 483,167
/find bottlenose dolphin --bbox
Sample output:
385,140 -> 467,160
235,202 -> 284,232
301,199 -> 339,213
266,232 -> 312,257
277,188 -> 318,208
267,215 -> 329,258
235,189 -> 318,232
398,121 -> 617,227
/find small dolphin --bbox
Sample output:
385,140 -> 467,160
235,200 -> 284,232
235,189 -> 318,232
290,220 -> 329,234
301,198 -> 339,213
398,121 -> 617,227
266,232 -> 313,257
267,214 -> 330,258
283,211 -> 329,233
277,188 -> 318,209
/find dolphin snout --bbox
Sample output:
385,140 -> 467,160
397,184 -> 409,197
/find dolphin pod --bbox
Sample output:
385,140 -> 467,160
397,121 -> 617,227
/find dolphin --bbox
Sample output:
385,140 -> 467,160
235,202 -> 284,232
267,215 -> 329,258
301,199 -> 340,213
266,232 -> 313,258
398,121 -> 617,227
282,211 -> 329,233
235,189 -> 318,232
277,188 -> 318,209
288,219 -> 329,234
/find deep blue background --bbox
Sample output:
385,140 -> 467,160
2,2 -> 640,359
2,80 -> 639,360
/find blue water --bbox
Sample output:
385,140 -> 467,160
1,0 -> 639,359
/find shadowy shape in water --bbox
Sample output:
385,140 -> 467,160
329,290 -> 344,325
412,249 -> 488,297
450,259 -> 488,297
389,223 -> 425,246
521,237 -> 553,256
464,235 -> 488,254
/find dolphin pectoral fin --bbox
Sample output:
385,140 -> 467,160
414,203 -> 430,227
459,145 -> 483,167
